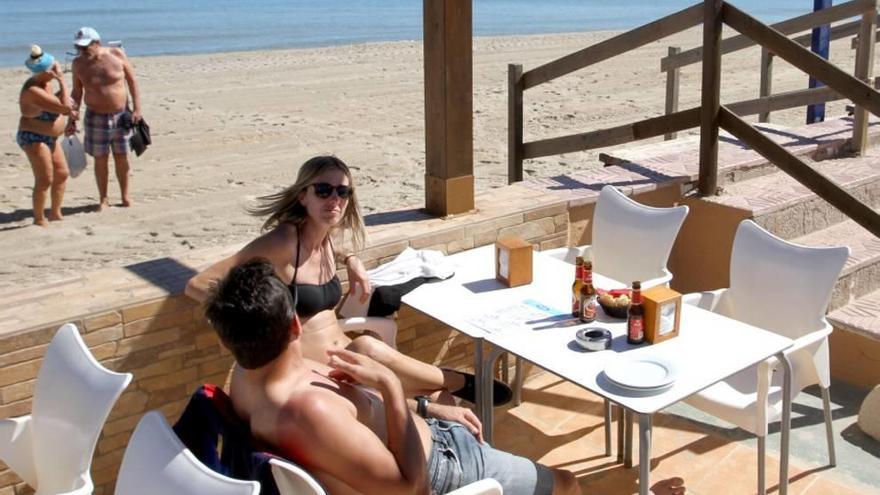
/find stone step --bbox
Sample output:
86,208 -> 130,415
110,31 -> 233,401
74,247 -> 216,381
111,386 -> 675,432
598,115 -> 880,186
793,214 -> 880,310
828,288 -> 880,342
707,152 -> 880,240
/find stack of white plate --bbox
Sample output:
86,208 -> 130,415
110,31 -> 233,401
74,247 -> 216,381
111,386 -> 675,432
603,356 -> 678,394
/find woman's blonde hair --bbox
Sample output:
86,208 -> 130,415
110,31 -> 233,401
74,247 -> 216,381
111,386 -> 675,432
249,156 -> 366,251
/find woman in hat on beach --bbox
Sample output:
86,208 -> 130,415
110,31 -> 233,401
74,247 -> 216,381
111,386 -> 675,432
187,155 -> 510,433
17,45 -> 73,226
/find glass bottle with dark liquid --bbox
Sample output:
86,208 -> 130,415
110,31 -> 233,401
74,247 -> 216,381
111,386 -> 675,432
627,281 -> 645,345
579,261 -> 597,323
571,256 -> 584,317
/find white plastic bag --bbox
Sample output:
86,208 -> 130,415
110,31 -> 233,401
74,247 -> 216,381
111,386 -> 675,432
61,135 -> 87,178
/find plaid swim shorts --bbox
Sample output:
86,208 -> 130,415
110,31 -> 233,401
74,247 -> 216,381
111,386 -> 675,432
83,109 -> 131,157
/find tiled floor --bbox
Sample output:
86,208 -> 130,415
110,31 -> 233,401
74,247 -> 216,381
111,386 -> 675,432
491,372 -> 878,495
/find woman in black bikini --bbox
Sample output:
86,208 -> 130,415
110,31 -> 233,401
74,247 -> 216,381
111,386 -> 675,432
187,155 -> 508,434
18,45 -> 74,226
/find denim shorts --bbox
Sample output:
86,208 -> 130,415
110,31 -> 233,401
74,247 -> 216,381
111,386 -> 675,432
426,418 -> 554,495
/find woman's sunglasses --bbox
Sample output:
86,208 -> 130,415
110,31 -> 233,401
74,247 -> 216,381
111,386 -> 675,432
311,182 -> 353,199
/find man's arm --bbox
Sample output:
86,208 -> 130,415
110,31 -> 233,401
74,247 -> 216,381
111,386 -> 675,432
326,349 -> 428,494
66,60 -> 83,136
115,48 -> 142,122
280,368 -> 428,494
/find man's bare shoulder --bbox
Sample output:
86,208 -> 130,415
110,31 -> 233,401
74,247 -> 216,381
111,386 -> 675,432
108,46 -> 128,61
272,385 -> 353,454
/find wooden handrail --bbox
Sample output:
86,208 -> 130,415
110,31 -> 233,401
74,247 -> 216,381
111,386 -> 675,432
726,77 -> 879,116
723,2 -> 880,118
522,3 -> 703,89
522,108 -> 701,159
661,0 -> 875,71
719,107 -> 880,237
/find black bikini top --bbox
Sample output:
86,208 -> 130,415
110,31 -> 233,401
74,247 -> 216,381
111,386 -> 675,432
290,228 -> 342,318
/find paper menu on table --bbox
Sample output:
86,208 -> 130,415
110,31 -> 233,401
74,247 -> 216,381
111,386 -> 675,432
466,299 -> 566,335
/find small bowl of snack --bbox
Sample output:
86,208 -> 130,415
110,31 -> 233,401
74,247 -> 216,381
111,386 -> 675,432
597,288 -> 631,319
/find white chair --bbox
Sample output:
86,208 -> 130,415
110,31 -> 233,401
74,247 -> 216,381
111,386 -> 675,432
682,220 -> 849,495
543,185 -> 689,287
270,457 -> 502,495
115,411 -> 259,495
447,478 -> 503,494
529,186 -> 689,456
0,323 -> 132,495
338,316 -> 398,348
269,458 -> 327,495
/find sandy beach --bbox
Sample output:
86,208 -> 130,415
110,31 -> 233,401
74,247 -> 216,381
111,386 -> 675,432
0,28 -> 868,291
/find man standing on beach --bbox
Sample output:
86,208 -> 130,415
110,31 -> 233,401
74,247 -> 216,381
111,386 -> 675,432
66,27 -> 142,210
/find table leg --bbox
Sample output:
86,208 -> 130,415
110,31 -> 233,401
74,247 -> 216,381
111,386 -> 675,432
604,399 -> 612,456
474,339 -> 486,438
479,344 -> 506,444
638,414 -> 653,495
777,351 -> 793,495
624,409 -> 634,468
616,405 -> 625,463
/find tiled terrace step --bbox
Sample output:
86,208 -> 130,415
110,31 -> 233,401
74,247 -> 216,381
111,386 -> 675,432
793,214 -> 880,311
598,115 -> 880,186
828,288 -> 880,342
706,153 -> 880,240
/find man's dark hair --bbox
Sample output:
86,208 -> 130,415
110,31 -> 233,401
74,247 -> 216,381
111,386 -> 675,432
205,258 -> 297,369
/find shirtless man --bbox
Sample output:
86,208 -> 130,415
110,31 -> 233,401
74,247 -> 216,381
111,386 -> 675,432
205,258 -> 687,495
66,27 -> 142,210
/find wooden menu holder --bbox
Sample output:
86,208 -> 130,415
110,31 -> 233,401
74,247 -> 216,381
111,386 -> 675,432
495,237 -> 532,287
643,286 -> 681,343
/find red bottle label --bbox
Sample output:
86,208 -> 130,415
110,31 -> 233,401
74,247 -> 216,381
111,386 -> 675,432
572,295 -> 580,314
628,317 -> 644,340
581,297 -> 597,322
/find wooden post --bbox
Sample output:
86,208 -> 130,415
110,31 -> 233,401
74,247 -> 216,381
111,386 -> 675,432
664,46 -> 681,140
508,64 -> 524,183
852,0 -> 877,154
759,48 -> 774,122
699,0 -> 723,196
423,0 -> 474,216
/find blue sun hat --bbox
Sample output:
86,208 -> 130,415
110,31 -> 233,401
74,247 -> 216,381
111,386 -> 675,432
25,45 -> 55,74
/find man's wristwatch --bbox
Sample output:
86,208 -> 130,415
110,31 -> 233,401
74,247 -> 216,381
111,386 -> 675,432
415,395 -> 430,418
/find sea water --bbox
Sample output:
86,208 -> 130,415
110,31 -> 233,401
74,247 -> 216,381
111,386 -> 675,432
0,0 -> 811,68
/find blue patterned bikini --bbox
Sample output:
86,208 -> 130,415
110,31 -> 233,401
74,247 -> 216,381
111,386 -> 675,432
16,111 -> 59,149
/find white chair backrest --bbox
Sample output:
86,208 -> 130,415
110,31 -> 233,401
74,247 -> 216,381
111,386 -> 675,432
591,185 -> 689,285
30,323 -> 132,494
726,220 -> 849,340
270,457 -> 327,495
116,411 -> 260,495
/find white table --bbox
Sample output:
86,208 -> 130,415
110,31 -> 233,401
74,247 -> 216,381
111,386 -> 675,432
402,245 -> 794,495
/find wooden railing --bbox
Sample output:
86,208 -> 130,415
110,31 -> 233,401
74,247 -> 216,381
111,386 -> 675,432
508,0 -> 880,239
664,10 -> 880,132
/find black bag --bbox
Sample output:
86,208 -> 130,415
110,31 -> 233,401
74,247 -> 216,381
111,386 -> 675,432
129,118 -> 151,156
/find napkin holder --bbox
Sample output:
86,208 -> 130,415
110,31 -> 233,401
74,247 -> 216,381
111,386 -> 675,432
495,237 -> 532,287
642,286 -> 681,343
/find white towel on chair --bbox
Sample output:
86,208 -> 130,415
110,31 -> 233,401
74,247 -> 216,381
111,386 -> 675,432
338,248 -> 454,318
